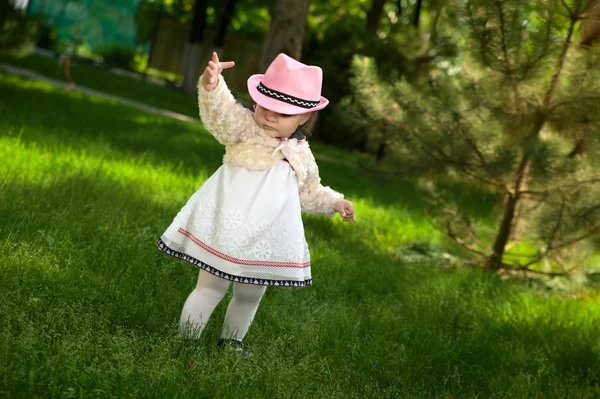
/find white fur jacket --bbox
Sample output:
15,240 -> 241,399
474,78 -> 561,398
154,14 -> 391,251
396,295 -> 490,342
197,76 -> 344,216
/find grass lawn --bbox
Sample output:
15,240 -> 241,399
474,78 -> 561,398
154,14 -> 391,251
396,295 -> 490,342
0,52 -> 199,118
1,71 -> 600,398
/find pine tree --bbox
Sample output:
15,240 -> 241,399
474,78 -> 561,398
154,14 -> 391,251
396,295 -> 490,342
346,0 -> 600,276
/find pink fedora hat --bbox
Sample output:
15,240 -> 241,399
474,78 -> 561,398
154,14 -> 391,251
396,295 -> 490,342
247,53 -> 329,115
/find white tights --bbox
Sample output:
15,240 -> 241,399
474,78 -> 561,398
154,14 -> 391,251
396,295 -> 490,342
179,271 -> 266,342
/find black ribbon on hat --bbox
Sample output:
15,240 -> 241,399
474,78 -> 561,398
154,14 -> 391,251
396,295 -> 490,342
257,82 -> 320,109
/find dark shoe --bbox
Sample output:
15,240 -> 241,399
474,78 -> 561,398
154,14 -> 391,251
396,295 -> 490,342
217,338 -> 253,358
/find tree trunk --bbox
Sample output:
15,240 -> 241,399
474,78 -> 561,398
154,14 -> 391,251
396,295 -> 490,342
375,142 -> 386,164
388,0 -> 403,34
486,12 -> 577,271
0,0 -> 9,29
413,0 -> 422,29
214,0 -> 238,52
573,2 -> 599,155
486,157 -> 530,270
182,0 -> 209,95
568,138 -> 586,158
146,4 -> 164,75
260,0 -> 311,72
366,0 -> 387,33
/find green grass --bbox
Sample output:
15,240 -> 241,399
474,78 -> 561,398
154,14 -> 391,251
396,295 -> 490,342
1,72 -> 600,398
0,53 -> 199,118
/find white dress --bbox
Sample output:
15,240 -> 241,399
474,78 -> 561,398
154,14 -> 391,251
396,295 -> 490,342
157,75 -> 344,288
158,160 -> 312,287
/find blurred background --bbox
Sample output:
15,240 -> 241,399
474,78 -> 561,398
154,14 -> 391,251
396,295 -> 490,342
1,0 -> 454,150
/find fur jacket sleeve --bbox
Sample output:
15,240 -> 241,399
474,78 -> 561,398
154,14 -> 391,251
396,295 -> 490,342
298,143 -> 345,216
197,75 -> 259,145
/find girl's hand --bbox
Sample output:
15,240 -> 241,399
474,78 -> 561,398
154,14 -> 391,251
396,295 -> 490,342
335,199 -> 356,223
202,52 -> 235,91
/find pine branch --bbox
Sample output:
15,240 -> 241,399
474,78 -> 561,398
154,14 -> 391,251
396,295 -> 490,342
514,250 -> 588,276
554,253 -> 568,274
405,125 -> 504,187
579,204 -> 600,220
549,96 -> 600,111
549,224 -> 600,252
504,238 -> 525,251
560,0 -> 574,16
466,5 -> 507,73
496,1 -> 512,72
357,160 -> 437,176
411,50 -> 456,64
517,190 -> 548,198
502,251 -> 539,259
446,220 -> 488,258
560,177 -> 600,190
402,91 -> 508,189
455,124 -> 506,187
544,14 -> 578,105
519,20 -> 553,78
411,2 -> 445,62
512,263 -> 581,276
513,4 -> 524,67
469,81 -> 539,119
423,83 -> 507,187
546,195 -> 567,253
430,196 -> 487,256
513,154 -> 531,196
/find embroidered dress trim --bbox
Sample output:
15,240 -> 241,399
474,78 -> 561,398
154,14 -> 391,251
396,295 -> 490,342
157,239 -> 312,287
257,82 -> 320,109
178,227 -> 310,268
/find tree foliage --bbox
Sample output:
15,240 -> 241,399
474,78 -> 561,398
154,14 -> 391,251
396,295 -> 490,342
343,0 -> 600,277
135,0 -> 271,44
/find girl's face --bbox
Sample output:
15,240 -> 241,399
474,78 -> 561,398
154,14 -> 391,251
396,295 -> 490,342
254,105 -> 310,138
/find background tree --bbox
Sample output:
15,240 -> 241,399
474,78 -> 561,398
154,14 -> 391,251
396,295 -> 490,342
260,0 -> 311,72
568,0 -> 600,156
366,0 -> 387,33
181,0 -> 209,95
344,0 -> 600,276
328,0 -> 456,156
1,0 -> 43,54
581,0 -> 600,46
213,0 -> 238,56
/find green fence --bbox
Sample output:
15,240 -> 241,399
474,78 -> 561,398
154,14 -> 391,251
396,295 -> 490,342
28,0 -> 142,51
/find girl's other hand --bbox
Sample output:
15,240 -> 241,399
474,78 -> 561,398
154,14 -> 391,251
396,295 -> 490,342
335,199 -> 356,223
202,52 -> 235,91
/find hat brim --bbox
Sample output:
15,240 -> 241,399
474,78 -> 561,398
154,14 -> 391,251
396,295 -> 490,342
247,74 -> 329,115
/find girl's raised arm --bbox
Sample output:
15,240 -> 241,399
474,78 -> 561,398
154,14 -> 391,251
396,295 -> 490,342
198,52 -> 259,145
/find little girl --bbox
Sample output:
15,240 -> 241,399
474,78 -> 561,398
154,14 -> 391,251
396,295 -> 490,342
157,52 -> 355,351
